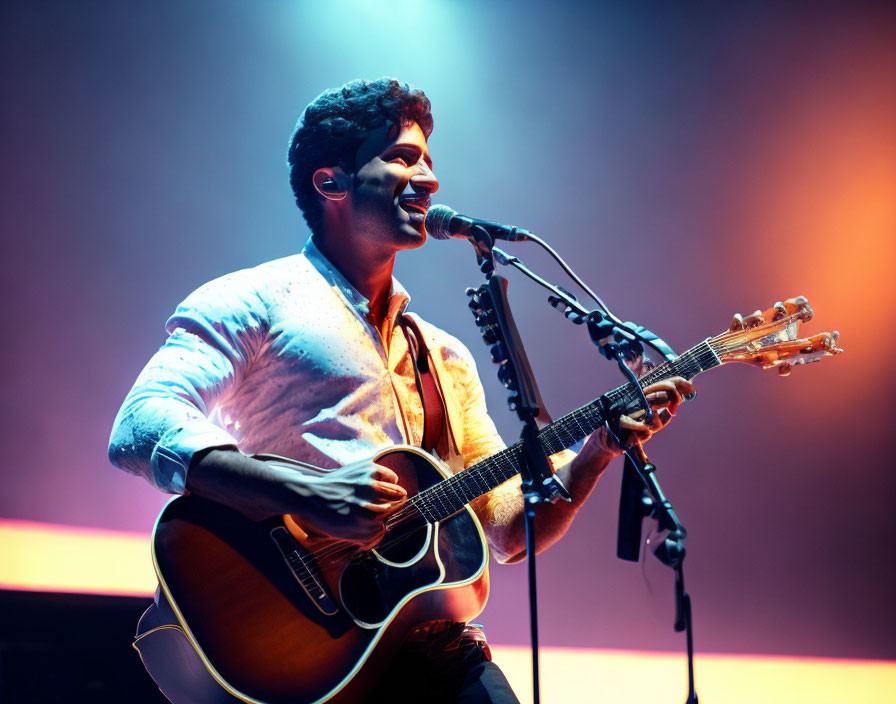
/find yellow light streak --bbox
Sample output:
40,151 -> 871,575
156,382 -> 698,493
0,519 -> 156,596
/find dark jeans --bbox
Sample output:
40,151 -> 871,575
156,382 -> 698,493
135,590 -> 519,704
365,622 -> 520,704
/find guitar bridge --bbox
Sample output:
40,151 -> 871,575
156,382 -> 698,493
269,526 -> 339,616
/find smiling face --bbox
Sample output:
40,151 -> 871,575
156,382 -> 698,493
346,120 -> 439,254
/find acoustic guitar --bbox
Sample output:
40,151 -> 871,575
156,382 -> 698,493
150,297 -> 840,703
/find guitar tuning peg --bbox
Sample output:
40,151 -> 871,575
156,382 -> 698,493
507,394 -> 521,411
474,310 -> 496,326
773,302 -> 787,321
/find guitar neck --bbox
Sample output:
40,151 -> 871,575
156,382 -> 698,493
408,339 -> 722,524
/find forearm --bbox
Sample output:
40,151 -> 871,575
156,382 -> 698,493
185,448 -> 301,520
185,449 -> 407,547
481,439 -> 616,563
483,375 -> 696,562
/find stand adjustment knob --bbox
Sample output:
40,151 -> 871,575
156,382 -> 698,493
490,343 -> 508,365
474,310 -> 497,326
497,364 -> 518,390
481,327 -> 500,344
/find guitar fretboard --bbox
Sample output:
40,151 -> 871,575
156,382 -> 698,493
403,339 -> 721,524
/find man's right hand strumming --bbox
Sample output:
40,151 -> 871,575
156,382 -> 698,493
186,448 -> 407,548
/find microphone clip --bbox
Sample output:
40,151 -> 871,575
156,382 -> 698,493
468,224 -> 497,275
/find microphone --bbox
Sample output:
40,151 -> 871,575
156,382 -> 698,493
425,204 -> 533,242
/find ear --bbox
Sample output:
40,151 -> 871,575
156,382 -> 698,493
312,167 -> 348,201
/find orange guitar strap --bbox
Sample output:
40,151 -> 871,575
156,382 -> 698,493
400,315 -> 447,455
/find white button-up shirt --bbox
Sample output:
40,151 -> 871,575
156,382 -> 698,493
109,238 -> 507,494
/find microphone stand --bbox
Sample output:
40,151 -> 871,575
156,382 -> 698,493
490,246 -> 699,704
463,228 -> 569,704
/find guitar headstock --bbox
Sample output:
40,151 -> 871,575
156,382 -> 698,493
708,296 -> 843,376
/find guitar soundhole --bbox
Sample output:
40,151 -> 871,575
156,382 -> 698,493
374,517 -> 429,566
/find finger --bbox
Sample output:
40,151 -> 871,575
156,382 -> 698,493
645,407 -> 664,431
617,414 -> 652,434
372,480 -> 407,499
624,436 -> 649,462
645,389 -> 673,407
371,465 -> 400,485
650,376 -> 695,400
642,379 -> 685,414
670,377 -> 696,399
656,407 -> 672,428
362,500 -> 398,515
644,388 -> 679,414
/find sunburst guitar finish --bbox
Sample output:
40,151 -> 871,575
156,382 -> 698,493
152,446 -> 490,704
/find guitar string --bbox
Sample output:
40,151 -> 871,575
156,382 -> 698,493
288,356 -> 709,582
302,449 -> 527,568
282,328 -> 786,575
330,344 -> 716,563
709,313 -> 804,351
298,445 -> 534,569
298,346 -> 714,569
376,344 -> 711,536
278,336 -> 774,587
303,396 -> 699,568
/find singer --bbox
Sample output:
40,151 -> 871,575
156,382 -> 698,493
109,77 -> 693,704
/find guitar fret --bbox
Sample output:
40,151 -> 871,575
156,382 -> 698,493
411,338 -> 727,523
457,473 -> 477,501
433,490 -> 455,517
437,485 -> 461,514
413,496 -> 436,523
471,468 -> 490,496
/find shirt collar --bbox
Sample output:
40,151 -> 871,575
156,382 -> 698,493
302,236 -> 411,322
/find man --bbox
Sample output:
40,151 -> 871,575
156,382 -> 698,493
110,78 -> 694,703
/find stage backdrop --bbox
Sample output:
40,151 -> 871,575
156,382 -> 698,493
2,0 -> 894,661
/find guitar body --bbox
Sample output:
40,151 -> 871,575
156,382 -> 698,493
152,446 -> 490,704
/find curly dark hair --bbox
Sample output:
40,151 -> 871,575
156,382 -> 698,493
287,77 -> 433,237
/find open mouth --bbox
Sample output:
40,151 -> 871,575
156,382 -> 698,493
398,196 -> 430,218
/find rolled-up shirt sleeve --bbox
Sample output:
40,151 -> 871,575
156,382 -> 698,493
108,272 -> 269,494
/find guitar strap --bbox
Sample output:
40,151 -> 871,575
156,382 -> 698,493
399,314 -> 448,456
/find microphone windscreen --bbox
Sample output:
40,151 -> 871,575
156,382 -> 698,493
424,204 -> 456,240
